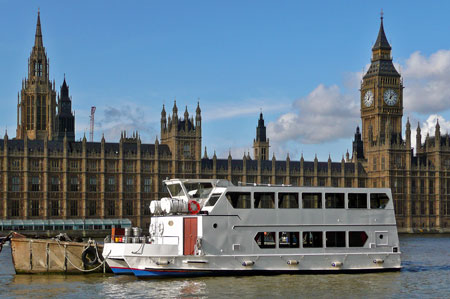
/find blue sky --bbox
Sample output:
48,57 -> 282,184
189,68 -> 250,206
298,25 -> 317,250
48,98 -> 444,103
1,1 -> 450,161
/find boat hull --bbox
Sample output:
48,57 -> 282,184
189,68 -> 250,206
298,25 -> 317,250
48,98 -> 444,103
103,242 -> 133,274
124,249 -> 402,278
111,266 -> 134,274
108,259 -> 134,275
131,267 -> 401,278
11,237 -> 107,274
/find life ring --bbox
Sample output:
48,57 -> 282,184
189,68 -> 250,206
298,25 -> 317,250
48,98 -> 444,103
188,200 -> 201,214
81,246 -> 98,267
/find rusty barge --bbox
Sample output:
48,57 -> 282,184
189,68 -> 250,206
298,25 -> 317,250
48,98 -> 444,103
1,232 -> 110,274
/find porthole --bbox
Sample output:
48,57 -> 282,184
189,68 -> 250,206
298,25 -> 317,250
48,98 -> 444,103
168,220 -> 174,226
379,234 -> 384,239
213,223 -> 218,229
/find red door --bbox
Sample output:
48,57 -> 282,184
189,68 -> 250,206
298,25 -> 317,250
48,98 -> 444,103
184,217 -> 197,255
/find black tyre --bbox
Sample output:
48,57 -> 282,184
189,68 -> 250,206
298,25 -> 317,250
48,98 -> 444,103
81,246 -> 98,267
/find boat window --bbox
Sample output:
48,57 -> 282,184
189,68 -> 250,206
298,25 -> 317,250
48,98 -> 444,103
302,193 -> 322,209
167,183 -> 185,198
205,193 -> 221,207
184,182 -> 213,199
370,193 -> 389,209
278,193 -> 299,209
226,192 -> 251,209
279,232 -> 300,248
254,192 -> 275,208
349,231 -> 368,247
326,231 -> 346,247
254,232 -> 276,249
325,193 -> 345,209
348,193 -> 367,208
303,231 -> 323,248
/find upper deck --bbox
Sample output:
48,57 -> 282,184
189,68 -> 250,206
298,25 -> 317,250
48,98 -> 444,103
158,179 -> 396,227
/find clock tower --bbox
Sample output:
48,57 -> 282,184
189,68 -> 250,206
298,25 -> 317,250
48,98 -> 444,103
360,14 -> 403,156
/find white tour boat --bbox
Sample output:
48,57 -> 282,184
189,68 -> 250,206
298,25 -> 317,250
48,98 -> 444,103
103,179 -> 401,277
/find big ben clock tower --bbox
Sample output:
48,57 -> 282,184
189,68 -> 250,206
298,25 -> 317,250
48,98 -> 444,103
361,13 -> 403,156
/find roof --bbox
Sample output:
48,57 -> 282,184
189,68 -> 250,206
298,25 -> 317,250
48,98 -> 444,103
363,60 -> 400,78
0,218 -> 131,227
177,119 -> 194,131
197,157 -> 358,174
275,161 -> 286,171
216,159 -> 228,170
246,159 -> 259,171
372,18 -> 391,51
231,160 -> 243,170
0,139 -> 171,156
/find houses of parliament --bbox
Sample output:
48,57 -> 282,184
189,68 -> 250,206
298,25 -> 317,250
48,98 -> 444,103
1,12 -> 449,232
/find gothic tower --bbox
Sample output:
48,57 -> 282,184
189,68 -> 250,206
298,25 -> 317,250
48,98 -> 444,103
54,76 -> 75,141
16,11 -> 57,140
360,14 -> 403,155
253,112 -> 269,160
160,101 -> 202,177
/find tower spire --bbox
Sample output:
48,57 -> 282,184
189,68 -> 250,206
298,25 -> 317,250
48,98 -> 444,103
372,10 -> 391,51
34,10 -> 43,48
253,112 -> 269,160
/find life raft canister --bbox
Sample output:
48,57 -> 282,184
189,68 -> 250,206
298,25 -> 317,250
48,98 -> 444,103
188,200 -> 201,214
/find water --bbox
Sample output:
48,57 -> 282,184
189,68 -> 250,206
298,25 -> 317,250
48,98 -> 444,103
1,235 -> 449,298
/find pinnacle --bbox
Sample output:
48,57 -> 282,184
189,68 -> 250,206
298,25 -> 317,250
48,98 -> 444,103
34,10 -> 43,48
372,15 -> 391,51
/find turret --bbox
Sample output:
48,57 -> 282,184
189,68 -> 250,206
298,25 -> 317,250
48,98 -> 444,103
435,119 -> 441,140
184,106 -> 189,120
172,100 -> 178,123
203,146 -> 208,159
352,126 -> 364,159
55,76 -> 75,141
253,112 -> 270,160
16,10 -> 57,140
184,106 -> 189,131
406,118 -> 411,149
161,104 -> 167,133
195,101 -> 201,128
416,122 -> 422,152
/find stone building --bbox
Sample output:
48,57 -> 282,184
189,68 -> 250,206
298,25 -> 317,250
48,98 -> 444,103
0,13 -> 449,232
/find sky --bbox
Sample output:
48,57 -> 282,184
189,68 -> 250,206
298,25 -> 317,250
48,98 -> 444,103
1,0 -> 450,161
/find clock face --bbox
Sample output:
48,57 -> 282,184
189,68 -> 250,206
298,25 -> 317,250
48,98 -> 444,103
364,90 -> 374,107
384,89 -> 398,106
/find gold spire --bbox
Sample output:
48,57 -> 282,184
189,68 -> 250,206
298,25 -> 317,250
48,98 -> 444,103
34,10 -> 43,48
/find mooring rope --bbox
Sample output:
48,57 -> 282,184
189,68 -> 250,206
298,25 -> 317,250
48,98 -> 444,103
0,232 -> 13,254
56,240 -> 111,273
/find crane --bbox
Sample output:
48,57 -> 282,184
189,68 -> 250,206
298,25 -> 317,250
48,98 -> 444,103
89,106 -> 96,142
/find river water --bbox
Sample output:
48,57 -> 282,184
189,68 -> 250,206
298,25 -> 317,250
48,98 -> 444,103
1,235 -> 449,298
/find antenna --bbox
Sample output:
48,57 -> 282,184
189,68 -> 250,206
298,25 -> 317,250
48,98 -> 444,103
90,106 -> 96,142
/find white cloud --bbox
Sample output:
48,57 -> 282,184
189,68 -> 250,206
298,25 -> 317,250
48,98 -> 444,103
402,50 -> 450,114
409,114 -> 450,151
95,103 -> 158,142
203,99 -> 289,121
267,84 -> 360,145
263,49 -> 450,153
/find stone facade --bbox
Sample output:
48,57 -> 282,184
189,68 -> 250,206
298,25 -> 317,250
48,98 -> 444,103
1,13 -> 449,232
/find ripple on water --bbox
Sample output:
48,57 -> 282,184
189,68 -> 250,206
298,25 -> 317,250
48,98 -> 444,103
0,235 -> 449,298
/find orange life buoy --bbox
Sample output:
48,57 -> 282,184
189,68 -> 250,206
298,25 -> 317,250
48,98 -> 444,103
188,200 -> 201,214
